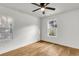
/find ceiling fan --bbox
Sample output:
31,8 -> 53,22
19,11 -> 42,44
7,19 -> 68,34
32,3 -> 56,14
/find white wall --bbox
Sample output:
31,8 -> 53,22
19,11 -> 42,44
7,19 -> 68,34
41,9 -> 79,49
0,6 -> 40,54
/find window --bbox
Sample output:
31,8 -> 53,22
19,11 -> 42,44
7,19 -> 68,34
48,19 -> 57,37
0,16 -> 13,41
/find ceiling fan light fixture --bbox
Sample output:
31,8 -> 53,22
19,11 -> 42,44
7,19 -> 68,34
41,7 -> 45,11
32,3 -> 56,15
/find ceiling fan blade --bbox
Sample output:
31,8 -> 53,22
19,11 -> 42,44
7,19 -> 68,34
32,3 -> 41,7
42,11 -> 45,14
46,7 -> 55,10
45,3 -> 50,6
32,8 -> 41,12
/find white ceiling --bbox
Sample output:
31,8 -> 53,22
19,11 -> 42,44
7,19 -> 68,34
0,3 -> 79,18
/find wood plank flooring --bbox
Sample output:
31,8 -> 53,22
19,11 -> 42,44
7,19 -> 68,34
0,40 -> 79,56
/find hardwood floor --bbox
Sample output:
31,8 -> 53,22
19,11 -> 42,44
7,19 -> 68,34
0,40 -> 79,56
